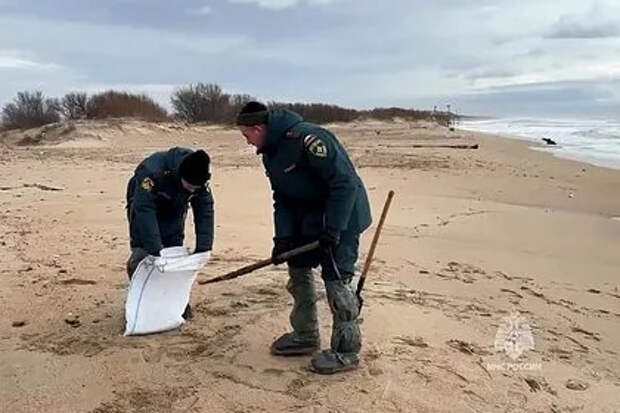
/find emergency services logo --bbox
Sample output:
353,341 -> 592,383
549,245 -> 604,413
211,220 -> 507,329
494,311 -> 535,360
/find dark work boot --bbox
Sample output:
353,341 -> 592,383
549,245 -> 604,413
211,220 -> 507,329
308,279 -> 361,374
309,349 -> 359,374
270,266 -> 320,356
271,332 -> 320,356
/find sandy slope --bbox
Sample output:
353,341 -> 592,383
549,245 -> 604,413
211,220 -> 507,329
1,119 -> 619,413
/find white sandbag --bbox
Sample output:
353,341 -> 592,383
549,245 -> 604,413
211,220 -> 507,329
124,246 -> 209,336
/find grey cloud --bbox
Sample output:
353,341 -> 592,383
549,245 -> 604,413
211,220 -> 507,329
228,0 -> 338,10
474,79 -> 616,99
0,0 -> 619,118
547,21 -> 620,39
465,68 -> 520,80
441,55 -> 486,72
0,0 -> 341,40
194,6 -> 213,15
0,50 -> 63,71
546,5 -> 620,38
491,34 -> 520,46
525,48 -> 545,58
454,78 -> 620,116
401,77 -> 620,118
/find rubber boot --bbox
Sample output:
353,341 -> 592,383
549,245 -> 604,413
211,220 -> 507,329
271,266 -> 320,356
310,279 -> 361,374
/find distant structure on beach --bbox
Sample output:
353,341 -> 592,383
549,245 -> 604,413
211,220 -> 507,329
430,103 -> 459,130
446,104 -> 455,131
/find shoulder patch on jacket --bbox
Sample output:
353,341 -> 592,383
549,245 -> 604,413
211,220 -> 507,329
141,177 -> 155,192
303,134 -> 318,148
306,136 -> 328,158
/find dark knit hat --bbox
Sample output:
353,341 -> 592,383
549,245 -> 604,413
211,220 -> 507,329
236,101 -> 268,126
179,150 -> 211,186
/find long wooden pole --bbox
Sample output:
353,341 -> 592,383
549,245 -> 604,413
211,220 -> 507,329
356,190 -> 395,301
199,190 -> 394,288
198,241 -> 320,285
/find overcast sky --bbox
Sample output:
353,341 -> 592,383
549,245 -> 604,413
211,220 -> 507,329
1,0 -> 619,118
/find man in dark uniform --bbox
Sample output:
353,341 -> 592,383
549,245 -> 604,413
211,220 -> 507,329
236,102 -> 372,374
125,147 -> 214,318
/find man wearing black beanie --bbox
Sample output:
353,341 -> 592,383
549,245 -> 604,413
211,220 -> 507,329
236,102 -> 372,374
125,147 -> 214,318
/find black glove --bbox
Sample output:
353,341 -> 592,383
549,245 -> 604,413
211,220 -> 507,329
272,237 -> 294,265
319,229 -> 340,252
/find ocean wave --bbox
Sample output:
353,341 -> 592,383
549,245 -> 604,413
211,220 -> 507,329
460,118 -> 620,170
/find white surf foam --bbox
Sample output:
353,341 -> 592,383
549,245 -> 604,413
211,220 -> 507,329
460,118 -> 620,170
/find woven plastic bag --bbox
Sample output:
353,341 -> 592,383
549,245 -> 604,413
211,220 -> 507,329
124,247 -> 209,336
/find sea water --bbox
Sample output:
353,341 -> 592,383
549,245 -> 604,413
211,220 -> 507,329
460,118 -> 620,170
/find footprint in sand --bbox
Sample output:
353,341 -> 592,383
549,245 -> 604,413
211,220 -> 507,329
394,336 -> 429,348
263,368 -> 286,375
59,278 -> 97,286
141,346 -> 166,363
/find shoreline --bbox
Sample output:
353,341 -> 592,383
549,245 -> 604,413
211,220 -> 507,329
468,127 -> 620,174
458,121 -> 620,171
423,127 -> 620,219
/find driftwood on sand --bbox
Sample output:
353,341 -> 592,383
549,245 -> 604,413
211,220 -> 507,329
379,143 -> 479,149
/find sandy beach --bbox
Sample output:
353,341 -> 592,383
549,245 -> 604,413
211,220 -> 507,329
1,119 -> 619,412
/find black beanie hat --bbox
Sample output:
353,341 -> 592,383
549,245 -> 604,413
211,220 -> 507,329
179,150 -> 211,186
236,101 -> 268,126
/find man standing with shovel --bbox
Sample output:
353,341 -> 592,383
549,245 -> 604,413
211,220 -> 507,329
235,102 -> 372,374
